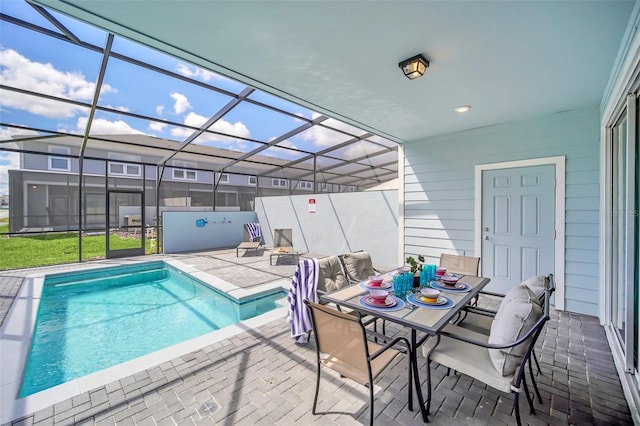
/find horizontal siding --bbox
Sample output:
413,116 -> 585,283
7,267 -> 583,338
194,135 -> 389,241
403,107 -> 601,315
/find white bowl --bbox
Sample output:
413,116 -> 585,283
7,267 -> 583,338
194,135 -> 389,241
420,288 -> 440,300
397,266 -> 411,274
368,275 -> 384,286
369,289 -> 389,302
442,274 -> 459,285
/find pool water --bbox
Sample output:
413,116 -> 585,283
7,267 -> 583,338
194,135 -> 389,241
20,261 -> 285,397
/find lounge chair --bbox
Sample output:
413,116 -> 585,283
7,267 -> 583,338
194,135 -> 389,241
236,223 -> 263,257
270,228 -> 299,265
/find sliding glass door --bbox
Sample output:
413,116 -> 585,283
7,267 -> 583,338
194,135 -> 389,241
608,94 -> 638,374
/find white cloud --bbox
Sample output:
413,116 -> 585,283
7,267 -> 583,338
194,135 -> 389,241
104,104 -> 130,113
149,120 -> 167,132
156,105 -> 164,115
343,141 -> 379,160
0,48 -> 115,119
171,112 -> 250,148
171,92 -> 191,114
300,112 -> 343,147
74,116 -> 145,135
176,63 -> 223,82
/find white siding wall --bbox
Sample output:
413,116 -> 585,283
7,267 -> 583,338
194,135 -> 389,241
404,107 -> 600,315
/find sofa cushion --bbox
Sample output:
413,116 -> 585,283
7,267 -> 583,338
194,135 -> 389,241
488,284 -> 542,376
317,256 -> 349,293
340,251 -> 376,283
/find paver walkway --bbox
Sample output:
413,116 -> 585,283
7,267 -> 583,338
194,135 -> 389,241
1,249 -> 633,425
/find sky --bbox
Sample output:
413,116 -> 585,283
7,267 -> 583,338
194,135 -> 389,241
0,0 -> 392,196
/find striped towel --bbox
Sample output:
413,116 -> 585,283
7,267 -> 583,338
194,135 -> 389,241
286,258 -> 319,344
246,223 -> 261,242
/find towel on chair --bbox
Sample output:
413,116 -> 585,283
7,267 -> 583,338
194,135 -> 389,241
246,223 -> 261,242
287,258 -> 319,343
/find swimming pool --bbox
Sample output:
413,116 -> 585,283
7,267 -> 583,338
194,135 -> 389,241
19,261 -> 285,397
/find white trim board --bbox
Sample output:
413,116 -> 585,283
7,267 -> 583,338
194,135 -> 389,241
474,156 -> 566,310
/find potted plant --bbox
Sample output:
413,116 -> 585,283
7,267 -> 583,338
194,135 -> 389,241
405,255 -> 425,287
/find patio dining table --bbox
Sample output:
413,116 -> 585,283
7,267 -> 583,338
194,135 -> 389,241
320,274 -> 491,423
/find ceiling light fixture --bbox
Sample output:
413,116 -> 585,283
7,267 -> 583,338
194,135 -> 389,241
398,54 -> 429,80
454,105 -> 471,113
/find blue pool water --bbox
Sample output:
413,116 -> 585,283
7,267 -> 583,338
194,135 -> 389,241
20,261 -> 285,397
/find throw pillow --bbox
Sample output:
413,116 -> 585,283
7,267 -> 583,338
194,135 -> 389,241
488,284 -> 543,376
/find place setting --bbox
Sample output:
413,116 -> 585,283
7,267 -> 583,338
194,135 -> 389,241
358,289 -> 406,311
359,275 -> 393,290
406,288 -> 455,310
430,268 -> 472,293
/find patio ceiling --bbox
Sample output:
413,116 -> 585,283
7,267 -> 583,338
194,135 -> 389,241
28,0 -> 635,144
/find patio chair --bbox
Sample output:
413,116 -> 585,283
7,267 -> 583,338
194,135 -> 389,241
270,228 -> 299,265
304,300 -> 412,426
424,285 -> 551,426
236,223 -> 263,257
452,274 -> 556,396
339,250 -> 381,285
439,253 -> 480,276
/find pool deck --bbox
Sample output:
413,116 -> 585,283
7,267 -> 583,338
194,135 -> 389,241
0,248 -> 634,425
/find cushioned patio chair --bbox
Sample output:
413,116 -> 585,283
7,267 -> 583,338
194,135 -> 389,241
339,250 -> 380,285
236,223 -> 263,257
453,274 -> 555,386
424,285 -> 551,426
439,253 -> 480,276
305,300 -> 412,426
270,228 -> 299,265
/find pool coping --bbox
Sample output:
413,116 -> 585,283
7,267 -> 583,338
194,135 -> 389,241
0,258 -> 290,424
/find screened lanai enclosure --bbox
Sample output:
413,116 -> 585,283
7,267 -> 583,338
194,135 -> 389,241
0,1 -> 398,264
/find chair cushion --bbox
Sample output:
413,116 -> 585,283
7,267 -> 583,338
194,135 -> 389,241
488,285 -> 542,376
340,251 -> 376,282
521,275 -> 548,300
317,256 -> 349,293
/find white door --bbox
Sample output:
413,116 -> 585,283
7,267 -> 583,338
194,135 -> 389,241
481,165 -> 555,294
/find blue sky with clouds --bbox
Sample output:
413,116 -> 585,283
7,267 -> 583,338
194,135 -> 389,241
0,1 -> 393,196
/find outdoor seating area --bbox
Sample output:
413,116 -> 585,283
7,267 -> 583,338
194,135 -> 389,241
0,248 -> 632,425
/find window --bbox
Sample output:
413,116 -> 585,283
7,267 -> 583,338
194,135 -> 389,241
108,153 -> 141,177
216,191 -> 238,207
299,181 -> 313,190
108,162 -> 141,177
320,182 -> 328,192
272,178 -> 289,188
219,173 -> 229,183
48,146 -> 70,171
248,175 -> 257,186
173,169 -> 197,180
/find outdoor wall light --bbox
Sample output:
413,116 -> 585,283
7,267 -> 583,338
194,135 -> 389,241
398,54 -> 429,80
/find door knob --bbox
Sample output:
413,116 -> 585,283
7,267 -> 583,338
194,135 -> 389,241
484,235 -> 491,240
483,227 -> 489,231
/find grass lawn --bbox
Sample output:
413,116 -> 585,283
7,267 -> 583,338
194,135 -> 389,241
0,232 -> 156,270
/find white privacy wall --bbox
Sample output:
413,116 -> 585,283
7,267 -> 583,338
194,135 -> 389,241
403,107 -> 600,316
255,190 -> 399,269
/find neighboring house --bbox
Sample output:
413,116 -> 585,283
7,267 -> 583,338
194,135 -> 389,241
7,134 -> 363,233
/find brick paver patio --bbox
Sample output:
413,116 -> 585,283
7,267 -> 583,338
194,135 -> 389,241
1,249 -> 633,425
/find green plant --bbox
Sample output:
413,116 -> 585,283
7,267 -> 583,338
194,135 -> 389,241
405,255 -> 425,275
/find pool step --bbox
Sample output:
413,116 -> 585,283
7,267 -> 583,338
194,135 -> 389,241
47,263 -> 168,290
